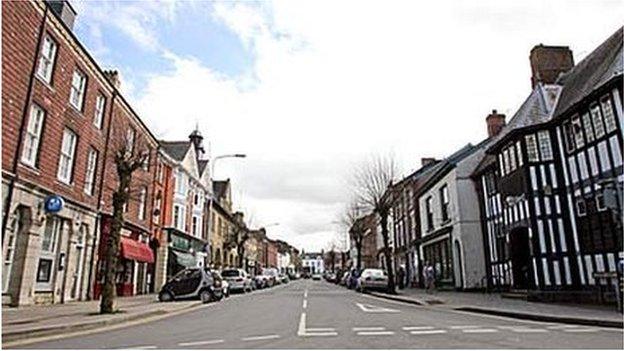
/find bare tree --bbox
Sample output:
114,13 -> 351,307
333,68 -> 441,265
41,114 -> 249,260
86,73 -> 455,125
100,130 -> 150,314
340,201 -> 366,272
225,212 -> 255,269
324,241 -> 337,272
351,155 -> 399,294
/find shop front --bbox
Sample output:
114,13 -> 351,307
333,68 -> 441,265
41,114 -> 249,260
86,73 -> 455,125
95,216 -> 154,298
420,230 -> 454,287
165,228 -> 209,282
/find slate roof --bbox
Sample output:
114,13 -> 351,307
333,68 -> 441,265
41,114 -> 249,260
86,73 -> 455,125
554,27 -> 623,118
160,141 -> 191,162
213,180 -> 230,200
198,160 -> 209,175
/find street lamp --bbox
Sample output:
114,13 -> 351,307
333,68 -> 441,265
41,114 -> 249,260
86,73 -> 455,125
211,153 -> 246,179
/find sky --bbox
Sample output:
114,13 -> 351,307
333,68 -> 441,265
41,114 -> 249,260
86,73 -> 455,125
70,0 -> 623,252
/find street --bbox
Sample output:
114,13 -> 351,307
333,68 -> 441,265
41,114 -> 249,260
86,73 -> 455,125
12,279 -> 623,349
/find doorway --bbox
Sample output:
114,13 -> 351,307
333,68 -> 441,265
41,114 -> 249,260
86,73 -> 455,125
509,227 -> 530,289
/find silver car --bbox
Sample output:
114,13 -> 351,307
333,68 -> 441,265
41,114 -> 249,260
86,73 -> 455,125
356,269 -> 388,292
221,269 -> 253,293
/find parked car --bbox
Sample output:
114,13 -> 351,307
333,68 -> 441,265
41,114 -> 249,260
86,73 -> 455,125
214,271 -> 230,297
279,274 -> 290,284
159,268 -> 224,303
253,275 -> 267,289
221,269 -> 253,293
312,273 -> 322,280
356,268 -> 389,292
340,271 -> 349,286
262,268 -> 280,286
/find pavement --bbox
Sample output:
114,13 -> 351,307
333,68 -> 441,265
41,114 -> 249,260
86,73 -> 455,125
366,287 -> 624,328
2,294 -> 201,344
5,279 -> 623,349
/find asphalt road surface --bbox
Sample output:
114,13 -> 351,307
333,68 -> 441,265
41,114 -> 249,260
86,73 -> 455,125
13,279 -> 624,349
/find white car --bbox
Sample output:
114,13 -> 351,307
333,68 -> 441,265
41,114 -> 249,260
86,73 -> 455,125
221,269 -> 253,293
312,273 -> 322,280
356,269 -> 388,292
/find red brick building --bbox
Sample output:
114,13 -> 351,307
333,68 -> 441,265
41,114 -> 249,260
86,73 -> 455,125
1,0 -> 158,305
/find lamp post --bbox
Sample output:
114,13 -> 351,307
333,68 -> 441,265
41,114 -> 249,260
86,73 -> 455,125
211,154 -> 246,180
207,153 -> 246,269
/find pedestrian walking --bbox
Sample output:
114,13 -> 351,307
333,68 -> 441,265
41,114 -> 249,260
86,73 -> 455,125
397,266 -> 405,290
423,262 -> 435,294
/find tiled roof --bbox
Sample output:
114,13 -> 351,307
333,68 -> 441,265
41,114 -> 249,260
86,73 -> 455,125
554,27 -> 623,117
160,141 -> 191,162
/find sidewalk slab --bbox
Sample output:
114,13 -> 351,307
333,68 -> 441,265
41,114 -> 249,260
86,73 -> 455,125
2,294 -> 202,343
366,287 -> 623,329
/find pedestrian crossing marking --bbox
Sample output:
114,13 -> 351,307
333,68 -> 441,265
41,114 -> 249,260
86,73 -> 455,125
403,326 -> 435,330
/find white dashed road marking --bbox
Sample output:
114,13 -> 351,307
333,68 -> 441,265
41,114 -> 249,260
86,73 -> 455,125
121,346 -> 156,350
303,299 -> 307,309
306,328 -> 336,332
449,325 -> 481,329
353,327 -> 386,331
403,326 -> 435,330
178,339 -> 224,346
356,331 -> 395,336
409,330 -> 447,335
462,329 -> 499,333
241,334 -> 280,341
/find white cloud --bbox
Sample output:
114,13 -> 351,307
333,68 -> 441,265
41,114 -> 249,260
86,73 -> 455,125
100,0 -> 623,251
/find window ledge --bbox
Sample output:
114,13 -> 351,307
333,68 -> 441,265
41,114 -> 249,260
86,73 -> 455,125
35,75 -> 55,92
19,162 -> 41,175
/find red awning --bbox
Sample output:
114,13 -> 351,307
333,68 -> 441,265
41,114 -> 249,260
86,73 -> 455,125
120,237 -> 154,263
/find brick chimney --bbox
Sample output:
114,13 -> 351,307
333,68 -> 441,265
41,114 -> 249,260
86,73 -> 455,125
103,70 -> 121,90
47,1 -> 76,31
486,109 -> 506,137
421,158 -> 437,167
529,44 -> 574,88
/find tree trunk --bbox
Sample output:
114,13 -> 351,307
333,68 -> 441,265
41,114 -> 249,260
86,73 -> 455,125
356,240 -> 363,272
238,246 -> 245,268
380,212 -> 396,294
100,175 -> 130,314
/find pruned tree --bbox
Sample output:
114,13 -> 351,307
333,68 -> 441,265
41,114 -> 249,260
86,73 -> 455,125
324,241 -> 337,272
351,154 -> 399,294
100,128 -> 151,314
227,211 -> 254,269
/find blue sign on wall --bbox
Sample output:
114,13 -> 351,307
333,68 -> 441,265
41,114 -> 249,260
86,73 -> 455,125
44,195 -> 64,213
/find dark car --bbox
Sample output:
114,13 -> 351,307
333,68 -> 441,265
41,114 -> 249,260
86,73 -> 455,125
159,268 -> 224,303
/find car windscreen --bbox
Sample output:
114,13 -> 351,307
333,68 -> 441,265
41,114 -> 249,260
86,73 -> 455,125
221,270 -> 240,277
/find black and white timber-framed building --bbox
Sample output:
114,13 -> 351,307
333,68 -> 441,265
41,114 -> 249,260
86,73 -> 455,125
473,27 -> 623,302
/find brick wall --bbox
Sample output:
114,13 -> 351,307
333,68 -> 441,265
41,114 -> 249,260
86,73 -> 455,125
2,1 -> 44,173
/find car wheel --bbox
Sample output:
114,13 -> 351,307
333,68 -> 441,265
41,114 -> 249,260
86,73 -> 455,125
200,289 -> 213,304
159,291 -> 173,302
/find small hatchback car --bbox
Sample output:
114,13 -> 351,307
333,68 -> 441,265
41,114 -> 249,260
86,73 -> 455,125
159,268 -> 224,303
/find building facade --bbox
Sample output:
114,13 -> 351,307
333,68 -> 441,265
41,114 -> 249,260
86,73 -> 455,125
474,28 -> 623,302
